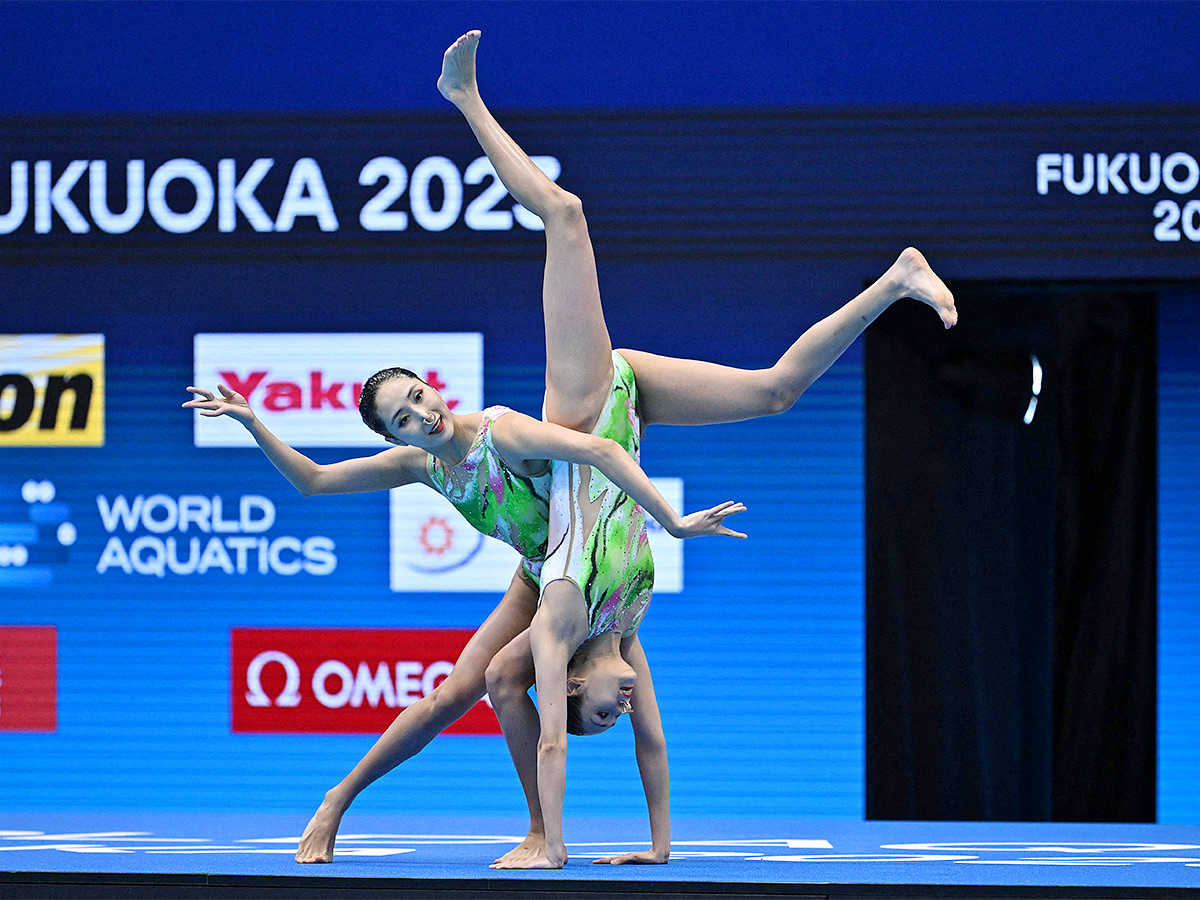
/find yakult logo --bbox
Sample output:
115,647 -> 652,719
232,628 -> 499,734
95,493 -> 336,578
193,333 -> 483,448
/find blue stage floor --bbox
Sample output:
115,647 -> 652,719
2,811 -> 1199,896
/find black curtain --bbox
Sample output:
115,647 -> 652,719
1051,295 -> 1157,821
864,287 -> 1156,822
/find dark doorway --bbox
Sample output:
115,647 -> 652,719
864,286 -> 1156,822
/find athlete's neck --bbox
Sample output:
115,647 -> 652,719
570,631 -> 622,673
429,410 -> 484,467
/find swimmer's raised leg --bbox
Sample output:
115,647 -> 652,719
440,30 -> 611,433
620,247 -> 957,427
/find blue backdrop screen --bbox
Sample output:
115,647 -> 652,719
0,107 -> 1196,823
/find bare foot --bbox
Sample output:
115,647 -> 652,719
295,799 -> 344,863
490,849 -> 566,870
437,30 -> 481,106
892,247 -> 957,329
492,832 -> 545,867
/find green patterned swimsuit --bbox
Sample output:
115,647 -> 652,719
541,352 -> 655,638
427,406 -> 551,586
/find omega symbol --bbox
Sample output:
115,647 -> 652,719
244,650 -> 302,707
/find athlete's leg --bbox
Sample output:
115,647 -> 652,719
482,630 -> 545,866
295,568 -> 538,863
623,248 -> 956,426
439,31 -> 612,432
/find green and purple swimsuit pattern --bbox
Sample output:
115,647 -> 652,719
427,406 -> 551,586
541,352 -> 655,638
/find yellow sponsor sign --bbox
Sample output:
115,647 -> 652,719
0,334 -> 104,446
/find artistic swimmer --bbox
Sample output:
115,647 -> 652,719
185,28 -> 955,868
433,30 -> 957,869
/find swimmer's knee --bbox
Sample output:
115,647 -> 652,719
483,658 -> 508,696
542,191 -> 586,230
484,655 -> 527,701
426,669 -> 484,720
543,407 -> 597,433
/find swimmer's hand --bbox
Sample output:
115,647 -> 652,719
593,849 -> 669,865
667,500 -> 747,539
183,384 -> 255,425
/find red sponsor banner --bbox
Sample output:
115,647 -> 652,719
231,627 -> 499,735
0,626 -> 57,732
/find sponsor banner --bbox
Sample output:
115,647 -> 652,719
0,625 -> 57,732
645,477 -> 684,594
95,492 -> 337,579
0,334 -> 104,446
390,477 -> 684,594
389,484 -> 522,593
231,627 -> 497,734
193,333 -> 483,448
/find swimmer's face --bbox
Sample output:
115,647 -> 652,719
373,376 -> 453,449
568,659 -> 636,735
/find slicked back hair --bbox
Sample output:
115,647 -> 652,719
359,367 -> 422,442
565,693 -> 585,735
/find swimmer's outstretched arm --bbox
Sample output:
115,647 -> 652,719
183,385 -> 430,495
485,630 -> 547,868
594,635 -> 670,866
511,591 -> 587,869
490,412 -> 747,540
